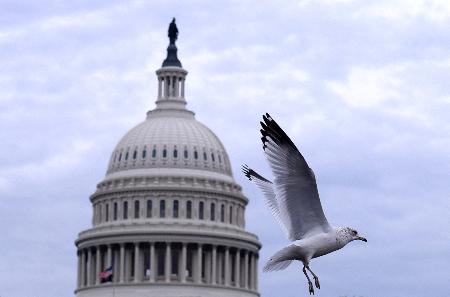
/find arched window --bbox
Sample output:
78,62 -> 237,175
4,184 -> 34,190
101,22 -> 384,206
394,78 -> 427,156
173,149 -> 178,158
123,201 -> 128,219
184,149 -> 188,159
152,148 -> 157,158
113,202 -> 118,220
229,205 -> 233,224
105,204 -> 109,222
163,148 -> 167,158
142,149 -> 147,159
194,151 -> 198,160
98,204 -> 102,223
199,202 -> 204,220
160,200 -> 166,218
203,152 -> 207,161
220,204 -> 225,222
210,203 -> 215,221
173,200 -> 179,218
118,153 -> 122,162
218,154 -> 222,163
125,151 -> 129,160
147,200 -> 152,218
133,150 -> 137,160
134,200 -> 140,219
186,201 -> 192,219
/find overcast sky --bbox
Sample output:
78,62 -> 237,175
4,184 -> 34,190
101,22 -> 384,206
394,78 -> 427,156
1,1 -> 450,296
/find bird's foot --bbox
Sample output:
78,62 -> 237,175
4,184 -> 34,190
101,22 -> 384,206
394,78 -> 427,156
314,276 -> 320,289
308,281 -> 315,295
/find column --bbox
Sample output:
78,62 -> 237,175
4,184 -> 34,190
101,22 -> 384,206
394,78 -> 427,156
119,244 -> 125,283
196,244 -> 202,283
158,77 -> 162,98
244,251 -> 249,289
254,253 -> 258,290
81,250 -> 86,287
204,250 -> 212,284
107,245 -> 112,267
165,76 -> 170,97
174,76 -> 179,97
134,243 -> 140,282
86,249 -> 92,286
224,247 -> 230,286
165,243 -> 171,282
181,78 -> 185,98
77,251 -> 82,288
95,247 -> 101,285
234,249 -> 240,287
150,243 -> 156,282
211,245 -> 217,285
181,243 -> 187,282
250,253 -> 255,290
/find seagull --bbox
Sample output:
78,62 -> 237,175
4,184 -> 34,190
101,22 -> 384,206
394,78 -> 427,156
242,113 -> 366,295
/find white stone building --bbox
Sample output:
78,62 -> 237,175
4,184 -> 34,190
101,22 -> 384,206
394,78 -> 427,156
74,21 -> 261,297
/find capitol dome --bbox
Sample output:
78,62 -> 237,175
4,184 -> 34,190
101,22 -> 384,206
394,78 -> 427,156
106,108 -> 233,178
75,19 -> 260,297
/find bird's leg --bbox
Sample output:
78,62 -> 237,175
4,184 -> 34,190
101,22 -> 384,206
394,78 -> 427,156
302,266 -> 314,295
306,265 -> 320,289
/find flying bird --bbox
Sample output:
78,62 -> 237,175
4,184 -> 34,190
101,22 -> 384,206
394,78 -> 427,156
242,113 -> 366,295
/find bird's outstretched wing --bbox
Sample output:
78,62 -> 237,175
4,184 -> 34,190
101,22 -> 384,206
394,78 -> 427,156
242,165 -> 289,238
260,113 -> 331,241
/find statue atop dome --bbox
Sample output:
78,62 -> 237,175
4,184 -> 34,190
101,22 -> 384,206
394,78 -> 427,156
162,18 -> 182,67
168,18 -> 178,44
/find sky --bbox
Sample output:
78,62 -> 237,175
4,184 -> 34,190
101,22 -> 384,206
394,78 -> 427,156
0,0 -> 449,296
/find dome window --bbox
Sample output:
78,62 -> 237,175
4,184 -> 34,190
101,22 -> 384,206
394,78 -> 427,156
173,200 -> 179,218
163,148 -> 167,158
184,149 -> 188,159
173,149 -> 178,158
186,201 -> 192,219
105,204 -> 109,222
123,201 -> 128,220
211,153 -> 215,162
218,154 -> 222,163
210,203 -> 215,221
203,152 -> 207,161
142,149 -> 147,159
199,202 -> 204,220
146,200 -> 152,218
160,200 -> 166,218
133,150 -> 137,160
220,204 -> 225,222
125,151 -> 129,161
113,202 -> 118,220
134,200 -> 140,219
118,153 -> 122,162
152,148 -> 157,158
194,150 -> 198,160
229,205 -> 233,224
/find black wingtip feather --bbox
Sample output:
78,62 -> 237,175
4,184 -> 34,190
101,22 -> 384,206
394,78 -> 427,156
241,164 -> 252,180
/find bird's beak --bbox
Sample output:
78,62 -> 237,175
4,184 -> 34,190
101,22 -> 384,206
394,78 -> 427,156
357,236 -> 367,242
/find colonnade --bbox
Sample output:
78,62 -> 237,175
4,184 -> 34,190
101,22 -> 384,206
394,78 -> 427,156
158,75 -> 185,99
77,242 -> 258,291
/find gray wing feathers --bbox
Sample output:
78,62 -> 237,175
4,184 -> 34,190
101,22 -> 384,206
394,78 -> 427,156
261,113 -> 331,241
242,165 -> 290,237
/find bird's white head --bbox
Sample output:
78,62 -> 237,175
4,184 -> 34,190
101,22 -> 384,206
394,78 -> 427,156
336,227 -> 367,245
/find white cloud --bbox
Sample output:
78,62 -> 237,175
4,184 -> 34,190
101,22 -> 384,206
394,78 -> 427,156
326,63 -> 405,108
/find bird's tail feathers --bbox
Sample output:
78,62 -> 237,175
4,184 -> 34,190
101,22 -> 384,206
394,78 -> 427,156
263,245 -> 296,273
